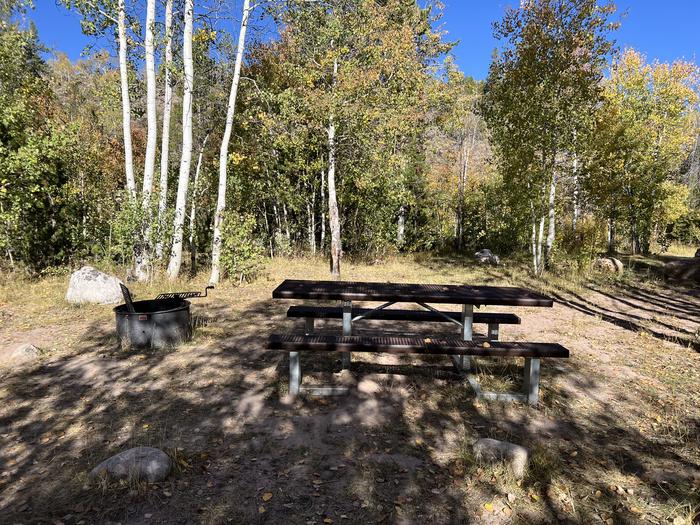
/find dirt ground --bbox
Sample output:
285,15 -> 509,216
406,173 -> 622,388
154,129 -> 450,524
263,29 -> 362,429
0,255 -> 699,525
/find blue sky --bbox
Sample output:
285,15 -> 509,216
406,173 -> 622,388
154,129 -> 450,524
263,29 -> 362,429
26,0 -> 700,80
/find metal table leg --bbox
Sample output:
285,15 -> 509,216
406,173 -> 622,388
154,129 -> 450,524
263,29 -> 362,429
341,300 -> 352,369
460,304 -> 473,370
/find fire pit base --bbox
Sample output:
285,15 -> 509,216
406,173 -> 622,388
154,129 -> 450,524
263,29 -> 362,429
114,298 -> 191,350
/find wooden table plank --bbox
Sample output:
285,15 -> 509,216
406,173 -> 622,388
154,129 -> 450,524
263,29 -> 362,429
272,279 -> 554,307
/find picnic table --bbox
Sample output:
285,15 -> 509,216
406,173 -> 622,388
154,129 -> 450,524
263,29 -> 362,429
269,279 -> 568,406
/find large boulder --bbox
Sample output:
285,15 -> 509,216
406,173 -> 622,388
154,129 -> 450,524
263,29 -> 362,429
664,259 -> 700,283
473,438 -> 529,478
0,343 -> 41,366
474,249 -> 500,265
593,257 -> 624,275
90,446 -> 171,483
66,266 -> 124,305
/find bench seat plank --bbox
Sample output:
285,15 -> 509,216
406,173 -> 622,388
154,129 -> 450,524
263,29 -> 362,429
269,334 -> 568,358
286,305 -> 520,325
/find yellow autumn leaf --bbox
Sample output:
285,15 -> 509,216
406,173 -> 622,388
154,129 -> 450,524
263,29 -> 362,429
262,492 -> 273,502
484,502 -> 494,512
258,506 -> 266,514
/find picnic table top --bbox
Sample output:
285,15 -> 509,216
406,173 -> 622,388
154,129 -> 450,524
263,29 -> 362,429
272,279 -> 554,307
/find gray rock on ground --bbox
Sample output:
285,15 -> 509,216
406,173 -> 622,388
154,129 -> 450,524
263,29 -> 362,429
90,446 -> 172,483
474,249 -> 500,265
473,438 -> 529,478
66,266 -> 125,305
3,343 -> 41,365
593,257 -> 624,274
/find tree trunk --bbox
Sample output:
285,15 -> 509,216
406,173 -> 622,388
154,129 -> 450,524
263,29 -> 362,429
283,203 -> 290,240
155,0 -> 174,259
307,199 -> 315,254
117,0 -> 135,197
456,123 -> 476,250
188,133 -> 209,276
320,169 -> 326,250
132,0 -> 158,282
544,169 -> 557,267
142,0 -> 157,202
397,205 -> 406,248
327,57 -> 341,279
166,0 -> 194,280
572,156 -> 580,231
607,212 -> 616,254
531,217 -> 538,274
209,0 -> 252,285
536,215 -> 545,275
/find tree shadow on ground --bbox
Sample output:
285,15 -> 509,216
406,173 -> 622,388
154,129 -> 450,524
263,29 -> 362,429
0,286 -> 698,524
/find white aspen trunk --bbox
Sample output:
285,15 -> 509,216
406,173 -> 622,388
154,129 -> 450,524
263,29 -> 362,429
188,134 -> 209,275
544,169 -> 557,266
166,0 -> 194,280
132,0 -> 158,282
117,0 -> 135,197
155,0 -> 174,259
283,203 -> 290,240
536,215 -> 545,275
397,205 -> 406,247
273,203 -> 281,231
320,169 -> 326,249
531,218 -> 538,274
456,123 -> 476,250
209,0 -> 252,285
608,212 -> 616,254
572,157 -> 580,231
327,57 -> 341,279
307,201 -> 314,254
142,0 -> 157,202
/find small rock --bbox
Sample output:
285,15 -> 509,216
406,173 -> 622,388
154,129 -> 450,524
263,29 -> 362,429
90,446 -> 171,483
6,343 -> 41,364
473,438 -> 529,478
66,266 -> 125,305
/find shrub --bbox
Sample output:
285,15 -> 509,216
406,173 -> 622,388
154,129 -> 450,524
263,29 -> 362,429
220,212 -> 265,284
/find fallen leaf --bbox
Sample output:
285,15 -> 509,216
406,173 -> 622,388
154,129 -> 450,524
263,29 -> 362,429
503,507 -> 512,516
483,502 -> 494,513
262,492 -> 273,502
482,342 -> 491,348
258,506 -> 266,514
530,494 -> 540,502
324,519 -> 333,524
507,493 -> 516,503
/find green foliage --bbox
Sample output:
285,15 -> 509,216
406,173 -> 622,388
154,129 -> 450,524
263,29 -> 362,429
480,0 -> 618,273
586,49 -> 700,254
557,217 -> 607,271
220,213 -> 264,283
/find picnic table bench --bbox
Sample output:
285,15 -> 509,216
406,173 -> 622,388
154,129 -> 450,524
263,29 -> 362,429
269,279 -> 568,406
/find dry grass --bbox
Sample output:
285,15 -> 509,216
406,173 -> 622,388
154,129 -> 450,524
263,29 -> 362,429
0,254 -> 699,524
